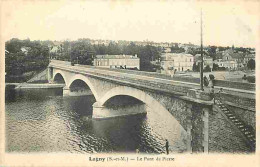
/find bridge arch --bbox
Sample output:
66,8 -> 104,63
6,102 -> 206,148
67,74 -> 100,101
53,70 -> 67,85
99,86 -> 183,128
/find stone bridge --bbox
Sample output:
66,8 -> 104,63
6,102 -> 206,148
47,60 -> 255,153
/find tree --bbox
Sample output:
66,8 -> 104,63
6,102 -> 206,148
70,40 -> 96,65
170,45 -> 185,53
213,63 -> 219,71
137,45 -> 161,71
5,38 -> 50,82
204,65 -> 211,72
208,46 -> 217,60
192,63 -> 200,72
247,59 -> 255,70
107,42 -> 121,55
192,63 -> 196,71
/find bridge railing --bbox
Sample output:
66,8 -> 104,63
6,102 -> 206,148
214,80 -> 255,91
50,60 -> 72,66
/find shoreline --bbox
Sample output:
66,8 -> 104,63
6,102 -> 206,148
5,83 -> 65,89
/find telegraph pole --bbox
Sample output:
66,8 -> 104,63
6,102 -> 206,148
200,9 -> 204,91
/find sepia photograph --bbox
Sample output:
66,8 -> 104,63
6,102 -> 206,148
0,0 -> 259,166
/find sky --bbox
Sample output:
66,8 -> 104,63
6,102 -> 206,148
1,0 -> 259,48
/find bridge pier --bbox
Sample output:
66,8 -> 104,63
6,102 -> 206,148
92,101 -> 147,119
202,107 -> 209,153
62,88 -> 93,96
63,87 -> 70,96
190,104 -> 211,153
181,103 -> 211,153
182,89 -> 213,153
47,67 -> 53,83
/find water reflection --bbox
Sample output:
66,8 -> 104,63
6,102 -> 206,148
5,88 -> 187,153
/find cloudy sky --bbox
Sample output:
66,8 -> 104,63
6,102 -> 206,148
1,0 -> 259,47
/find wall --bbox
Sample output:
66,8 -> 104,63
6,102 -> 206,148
27,69 -> 48,83
215,80 -> 255,91
219,92 -> 255,110
209,107 -> 252,153
227,105 -> 255,131
144,91 -> 208,152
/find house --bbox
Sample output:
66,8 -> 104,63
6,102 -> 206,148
243,53 -> 255,65
50,46 -> 60,53
194,54 -> 213,71
50,41 -> 63,53
222,49 -> 244,69
213,48 -> 247,69
21,47 -> 30,55
160,53 -> 194,75
213,52 -> 224,67
94,54 -> 140,70
163,47 -> 171,53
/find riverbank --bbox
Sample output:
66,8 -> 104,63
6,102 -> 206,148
6,83 -> 65,89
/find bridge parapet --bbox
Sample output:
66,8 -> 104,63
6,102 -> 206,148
218,92 -> 255,111
50,59 -> 72,66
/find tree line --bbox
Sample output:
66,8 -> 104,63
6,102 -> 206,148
5,38 -> 255,83
5,38 -> 50,82
5,38 -> 162,82
52,39 -> 162,71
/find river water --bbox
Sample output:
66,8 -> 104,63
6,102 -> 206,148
5,88 -> 187,154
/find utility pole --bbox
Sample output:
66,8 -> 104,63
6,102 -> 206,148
200,9 -> 204,91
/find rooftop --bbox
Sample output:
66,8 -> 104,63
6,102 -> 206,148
95,54 -> 139,59
161,53 -> 193,57
194,54 -> 212,59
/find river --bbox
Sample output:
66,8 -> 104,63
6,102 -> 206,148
5,88 -> 187,154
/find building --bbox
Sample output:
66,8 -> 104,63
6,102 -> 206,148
94,54 -> 140,69
21,47 -> 30,55
213,49 -> 247,70
194,54 -> 213,71
214,52 -> 224,68
221,49 -> 244,69
160,53 -> 194,75
50,46 -> 60,53
244,53 -> 255,65
163,47 -> 171,53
